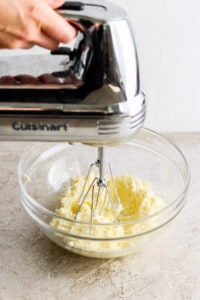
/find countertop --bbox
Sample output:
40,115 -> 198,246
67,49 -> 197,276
0,133 -> 199,300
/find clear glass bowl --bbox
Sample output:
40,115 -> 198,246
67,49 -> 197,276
18,128 -> 190,258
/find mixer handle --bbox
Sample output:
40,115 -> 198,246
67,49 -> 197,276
50,17 -> 94,85
59,1 -> 84,11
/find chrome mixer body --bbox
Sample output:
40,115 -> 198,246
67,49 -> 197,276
0,0 -> 145,146
0,1 -> 146,223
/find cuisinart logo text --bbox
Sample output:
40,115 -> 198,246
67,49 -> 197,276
12,121 -> 69,131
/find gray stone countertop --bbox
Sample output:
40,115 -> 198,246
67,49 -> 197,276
0,133 -> 200,300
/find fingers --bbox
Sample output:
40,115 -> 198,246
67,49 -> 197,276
39,4 -> 77,44
0,0 -> 77,50
0,29 -> 59,50
31,30 -> 59,50
43,0 -> 78,43
0,32 -> 33,49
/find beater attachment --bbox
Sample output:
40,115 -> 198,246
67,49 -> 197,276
74,147 -> 122,223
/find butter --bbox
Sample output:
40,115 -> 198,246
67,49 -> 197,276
50,174 -> 164,255
52,174 -> 164,222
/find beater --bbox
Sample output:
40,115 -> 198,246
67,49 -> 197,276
0,0 -> 146,222
73,147 -> 122,223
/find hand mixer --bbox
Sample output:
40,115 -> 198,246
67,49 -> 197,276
0,0 -> 146,223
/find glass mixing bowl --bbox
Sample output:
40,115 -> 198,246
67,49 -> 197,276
18,128 -> 190,258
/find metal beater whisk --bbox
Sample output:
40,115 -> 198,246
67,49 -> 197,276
74,147 -> 122,223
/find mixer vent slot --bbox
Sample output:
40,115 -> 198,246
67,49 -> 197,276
97,111 -> 145,135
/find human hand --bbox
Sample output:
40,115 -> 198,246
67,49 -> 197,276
0,0 -> 77,50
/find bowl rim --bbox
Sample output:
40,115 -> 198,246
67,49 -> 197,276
18,127 -> 190,227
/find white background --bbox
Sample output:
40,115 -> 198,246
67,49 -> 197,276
112,0 -> 200,132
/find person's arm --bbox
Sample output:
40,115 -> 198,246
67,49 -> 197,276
0,0 -> 76,50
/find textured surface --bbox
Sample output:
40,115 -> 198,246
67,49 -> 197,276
0,134 -> 200,299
